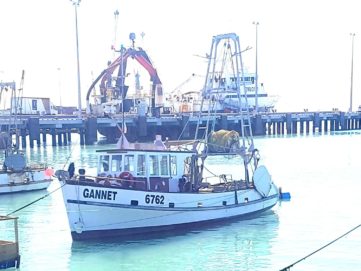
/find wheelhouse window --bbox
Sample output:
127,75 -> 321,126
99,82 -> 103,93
99,155 -> 110,172
184,156 -> 191,175
149,155 -> 159,176
124,155 -> 135,172
160,155 -> 169,176
137,154 -> 146,176
32,100 -> 38,110
111,155 -> 122,172
170,155 -> 177,175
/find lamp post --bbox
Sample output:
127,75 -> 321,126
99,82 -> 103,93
113,10 -> 119,57
349,33 -> 355,112
253,21 -> 259,113
71,0 -> 82,117
57,67 -> 62,114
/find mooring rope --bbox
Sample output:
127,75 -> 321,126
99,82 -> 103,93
280,222 -> 361,271
177,115 -> 191,140
6,139 -> 79,217
6,182 -> 66,216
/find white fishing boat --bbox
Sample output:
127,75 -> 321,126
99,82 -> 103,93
0,74 -> 53,195
0,147 -> 53,194
219,71 -> 279,112
56,33 -> 279,241
167,70 -> 278,114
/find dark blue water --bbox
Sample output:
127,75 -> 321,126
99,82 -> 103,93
1,132 -> 361,270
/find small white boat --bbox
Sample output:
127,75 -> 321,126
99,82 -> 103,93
0,76 -> 53,195
0,137 -> 53,195
56,33 -> 279,241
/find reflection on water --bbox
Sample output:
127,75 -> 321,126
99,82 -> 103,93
70,211 -> 279,271
1,132 -> 361,270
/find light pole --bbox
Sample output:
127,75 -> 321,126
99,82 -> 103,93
71,0 -> 82,117
349,33 -> 355,112
57,67 -> 62,114
253,21 -> 259,113
113,10 -> 119,57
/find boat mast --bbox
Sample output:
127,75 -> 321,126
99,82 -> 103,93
120,42 -> 125,148
113,10 -> 119,59
194,37 -> 217,141
253,22 -> 259,113
9,70 -> 25,152
196,34 -> 254,149
14,70 -> 25,149
70,0 -> 82,118
195,33 -> 256,181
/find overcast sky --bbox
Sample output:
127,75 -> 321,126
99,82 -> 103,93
0,0 -> 360,112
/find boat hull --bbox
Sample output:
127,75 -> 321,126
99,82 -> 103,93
61,182 -> 279,240
0,179 -> 52,194
71,203 -> 276,240
0,170 -> 52,194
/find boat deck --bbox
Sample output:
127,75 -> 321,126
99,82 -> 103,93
65,176 -> 251,194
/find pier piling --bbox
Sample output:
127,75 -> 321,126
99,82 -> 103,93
138,116 -> 147,137
51,129 -> 57,147
79,129 -> 85,145
28,117 -> 40,148
57,132 -> 63,146
85,117 -> 98,145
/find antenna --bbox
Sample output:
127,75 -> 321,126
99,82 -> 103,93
113,10 -> 119,57
15,70 -> 25,148
129,32 -> 136,48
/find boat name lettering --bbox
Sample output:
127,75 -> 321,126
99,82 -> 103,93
145,194 -> 165,204
83,188 -> 117,201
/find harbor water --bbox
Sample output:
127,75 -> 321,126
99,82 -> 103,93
1,132 -> 361,271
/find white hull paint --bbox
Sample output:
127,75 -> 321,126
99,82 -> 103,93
0,180 -> 52,194
61,182 -> 279,240
0,170 -> 52,194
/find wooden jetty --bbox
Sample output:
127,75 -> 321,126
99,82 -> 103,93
0,216 -> 20,269
0,110 -> 360,148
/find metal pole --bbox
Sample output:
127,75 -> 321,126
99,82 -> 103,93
113,10 -> 119,58
121,45 -> 125,148
349,33 -> 355,112
57,67 -> 62,114
72,0 -> 82,117
14,217 -> 19,254
253,22 -> 259,113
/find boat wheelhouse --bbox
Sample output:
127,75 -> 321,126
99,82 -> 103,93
92,146 -> 195,193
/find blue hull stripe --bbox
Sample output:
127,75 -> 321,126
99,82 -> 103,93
67,193 -> 279,212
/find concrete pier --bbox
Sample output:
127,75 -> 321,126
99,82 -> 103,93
1,110 -> 360,147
